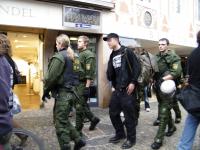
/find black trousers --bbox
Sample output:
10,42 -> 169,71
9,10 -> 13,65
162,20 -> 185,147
109,89 -> 136,142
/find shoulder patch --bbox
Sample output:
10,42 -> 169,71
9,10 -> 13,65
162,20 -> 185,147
172,63 -> 178,70
86,64 -> 91,70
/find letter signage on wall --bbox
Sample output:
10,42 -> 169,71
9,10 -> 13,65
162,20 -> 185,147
63,6 -> 101,30
0,0 -> 63,29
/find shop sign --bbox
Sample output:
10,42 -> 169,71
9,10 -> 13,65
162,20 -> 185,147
0,0 -> 62,29
63,6 -> 101,30
0,3 -> 33,18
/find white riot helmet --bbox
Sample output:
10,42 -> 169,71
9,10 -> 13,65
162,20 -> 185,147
160,80 -> 176,96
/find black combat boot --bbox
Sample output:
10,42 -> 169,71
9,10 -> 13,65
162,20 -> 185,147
153,119 -> 160,126
121,139 -> 136,149
109,134 -> 126,143
166,126 -> 176,136
74,139 -> 86,150
151,141 -> 162,149
89,117 -> 100,131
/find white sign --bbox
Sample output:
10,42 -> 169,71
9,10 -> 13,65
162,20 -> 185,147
0,0 -> 62,29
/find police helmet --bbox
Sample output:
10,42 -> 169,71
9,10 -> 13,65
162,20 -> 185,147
160,80 -> 176,95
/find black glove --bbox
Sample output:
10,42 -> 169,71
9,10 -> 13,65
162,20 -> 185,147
83,87 -> 90,99
42,90 -> 51,102
155,78 -> 164,89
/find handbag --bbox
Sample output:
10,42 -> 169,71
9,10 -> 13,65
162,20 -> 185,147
176,85 -> 200,118
12,94 -> 21,114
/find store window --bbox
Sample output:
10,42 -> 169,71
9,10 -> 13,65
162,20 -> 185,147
169,0 -> 186,19
8,32 -> 42,109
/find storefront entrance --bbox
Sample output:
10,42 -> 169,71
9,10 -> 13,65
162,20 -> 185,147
8,32 -> 43,109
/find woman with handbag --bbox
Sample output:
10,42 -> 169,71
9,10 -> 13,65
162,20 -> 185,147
0,33 -> 13,150
177,31 -> 200,150
0,33 -> 28,146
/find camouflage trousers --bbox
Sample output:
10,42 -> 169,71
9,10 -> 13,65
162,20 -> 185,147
54,89 -> 81,150
172,96 -> 181,119
155,89 -> 181,121
135,85 -> 145,120
74,83 -> 96,135
154,92 -> 175,143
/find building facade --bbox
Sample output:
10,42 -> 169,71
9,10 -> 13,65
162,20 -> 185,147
0,0 -> 199,108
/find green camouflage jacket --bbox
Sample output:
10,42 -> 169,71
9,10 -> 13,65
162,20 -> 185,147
79,49 -> 96,80
156,49 -> 182,80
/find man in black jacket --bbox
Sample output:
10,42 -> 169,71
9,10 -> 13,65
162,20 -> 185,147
104,33 -> 141,149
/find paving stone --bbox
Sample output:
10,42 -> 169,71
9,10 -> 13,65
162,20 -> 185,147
14,100 -> 200,150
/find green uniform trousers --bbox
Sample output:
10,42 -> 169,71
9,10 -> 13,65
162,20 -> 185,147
155,90 -> 181,121
135,85 -> 144,120
154,92 -> 175,143
172,97 -> 181,119
54,89 -> 81,150
75,83 -> 95,134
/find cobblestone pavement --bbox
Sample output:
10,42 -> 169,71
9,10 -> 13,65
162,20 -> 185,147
15,100 -> 200,150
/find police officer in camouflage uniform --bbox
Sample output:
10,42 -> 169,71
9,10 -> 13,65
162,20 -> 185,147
153,40 -> 182,127
42,34 -> 85,150
75,35 -> 100,135
151,38 -> 182,149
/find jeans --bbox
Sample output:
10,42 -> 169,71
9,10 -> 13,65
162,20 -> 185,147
144,86 -> 150,109
177,113 -> 200,150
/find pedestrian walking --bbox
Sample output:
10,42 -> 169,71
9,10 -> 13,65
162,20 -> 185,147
104,33 -> 141,149
2,33 -> 28,146
75,35 -> 100,135
42,34 -> 85,150
144,85 -> 151,112
151,38 -> 182,149
177,31 -> 200,150
0,33 -> 13,150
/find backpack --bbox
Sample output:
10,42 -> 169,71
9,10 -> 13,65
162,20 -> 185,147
131,48 -> 158,86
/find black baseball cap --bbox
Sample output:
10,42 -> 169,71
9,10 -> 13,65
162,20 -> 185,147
103,33 -> 119,41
